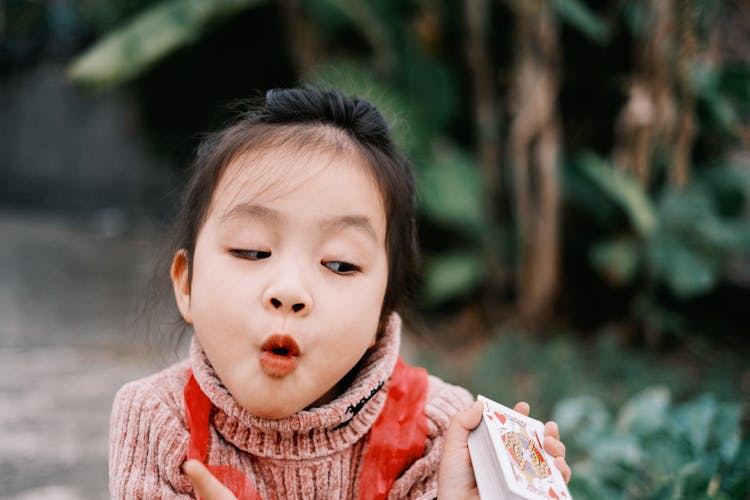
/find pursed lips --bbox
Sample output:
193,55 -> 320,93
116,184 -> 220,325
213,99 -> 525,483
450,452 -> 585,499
260,334 -> 301,377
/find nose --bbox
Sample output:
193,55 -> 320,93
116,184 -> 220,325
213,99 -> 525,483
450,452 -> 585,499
262,274 -> 313,316
268,296 -> 307,313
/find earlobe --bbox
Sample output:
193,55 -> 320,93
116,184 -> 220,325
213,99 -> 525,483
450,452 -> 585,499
170,249 -> 193,324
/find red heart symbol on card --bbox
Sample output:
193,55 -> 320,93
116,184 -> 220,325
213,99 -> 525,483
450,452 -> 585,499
494,411 -> 506,424
549,487 -> 560,499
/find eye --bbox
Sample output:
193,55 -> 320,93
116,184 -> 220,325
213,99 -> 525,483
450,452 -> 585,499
323,261 -> 361,275
230,249 -> 271,260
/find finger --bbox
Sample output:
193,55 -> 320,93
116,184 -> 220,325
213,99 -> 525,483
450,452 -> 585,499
442,401 -> 483,455
543,436 -> 566,458
554,456 -> 572,484
438,401 -> 484,496
544,420 -> 560,440
184,460 -> 237,500
513,401 -> 530,416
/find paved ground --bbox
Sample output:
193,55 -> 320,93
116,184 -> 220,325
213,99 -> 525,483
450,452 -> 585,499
0,209 -> 186,499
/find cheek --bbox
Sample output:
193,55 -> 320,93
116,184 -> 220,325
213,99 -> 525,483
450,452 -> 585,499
375,262 -> 390,313
189,247 -> 241,313
362,261 -> 389,310
327,272 -> 385,329
361,266 -> 390,340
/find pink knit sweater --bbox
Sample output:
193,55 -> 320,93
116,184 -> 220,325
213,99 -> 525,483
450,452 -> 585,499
109,315 -> 473,499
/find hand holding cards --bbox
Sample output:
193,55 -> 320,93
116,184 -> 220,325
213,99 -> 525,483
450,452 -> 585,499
467,396 -> 572,500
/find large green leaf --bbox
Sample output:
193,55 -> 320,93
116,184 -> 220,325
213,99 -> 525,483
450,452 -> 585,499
671,394 -> 719,455
562,157 -> 622,228
68,0 -> 268,89
577,153 -> 657,238
658,186 -> 750,251
556,388 -> 750,499
422,251 -> 483,305
616,386 -> 670,436
646,186 -> 750,298
552,0 -> 610,44
714,402 -> 743,463
553,395 -> 611,449
419,145 -> 486,233
648,234 -> 719,299
393,47 -> 459,134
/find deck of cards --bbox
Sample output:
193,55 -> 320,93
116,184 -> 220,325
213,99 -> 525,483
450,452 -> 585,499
467,395 -> 572,500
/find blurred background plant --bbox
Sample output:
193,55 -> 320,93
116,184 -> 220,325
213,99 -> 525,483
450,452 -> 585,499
58,0 -> 750,341
3,0 -> 750,498
556,387 -> 750,499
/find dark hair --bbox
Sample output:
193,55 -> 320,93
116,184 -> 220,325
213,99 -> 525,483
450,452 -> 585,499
171,88 -> 418,321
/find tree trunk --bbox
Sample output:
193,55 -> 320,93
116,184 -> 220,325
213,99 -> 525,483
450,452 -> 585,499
507,0 -> 561,325
277,0 -> 323,78
463,0 -> 509,321
613,0 -> 677,188
671,0 -> 698,188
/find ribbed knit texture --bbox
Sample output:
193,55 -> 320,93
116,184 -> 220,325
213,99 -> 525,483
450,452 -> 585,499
109,314 -> 473,499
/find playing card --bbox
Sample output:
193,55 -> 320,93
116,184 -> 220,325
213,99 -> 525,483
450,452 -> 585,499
468,395 -> 572,500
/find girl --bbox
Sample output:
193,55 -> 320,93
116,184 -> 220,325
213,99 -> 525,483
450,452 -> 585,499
110,88 -> 570,499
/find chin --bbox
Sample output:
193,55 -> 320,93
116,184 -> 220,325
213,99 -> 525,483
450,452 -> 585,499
251,404 -> 304,420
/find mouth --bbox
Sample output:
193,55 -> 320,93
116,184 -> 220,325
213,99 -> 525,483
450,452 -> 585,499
260,334 -> 300,377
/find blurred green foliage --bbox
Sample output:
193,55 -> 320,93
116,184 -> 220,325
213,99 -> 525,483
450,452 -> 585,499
9,0 -> 746,495
53,0 -> 750,342
68,0 -> 268,88
569,153 -> 750,337
556,389 -> 750,499
420,327 -> 745,422
419,329 -> 750,499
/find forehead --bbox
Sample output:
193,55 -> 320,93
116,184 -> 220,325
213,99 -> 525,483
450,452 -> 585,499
208,140 -> 386,223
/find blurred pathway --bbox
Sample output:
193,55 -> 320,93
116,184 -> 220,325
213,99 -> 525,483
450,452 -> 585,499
0,209 -> 182,499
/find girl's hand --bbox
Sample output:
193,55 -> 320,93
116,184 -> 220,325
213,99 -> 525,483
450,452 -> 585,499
437,401 -> 571,500
184,460 -> 237,500
543,419 -> 572,483
437,400 -> 484,499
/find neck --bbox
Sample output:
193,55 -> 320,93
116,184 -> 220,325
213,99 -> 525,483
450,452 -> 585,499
305,349 -> 370,409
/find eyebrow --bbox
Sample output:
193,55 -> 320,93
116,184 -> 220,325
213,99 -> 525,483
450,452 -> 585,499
320,215 -> 378,243
219,203 -> 281,224
219,203 -> 378,242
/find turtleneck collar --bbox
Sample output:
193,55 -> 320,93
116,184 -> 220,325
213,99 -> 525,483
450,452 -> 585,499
189,313 -> 402,460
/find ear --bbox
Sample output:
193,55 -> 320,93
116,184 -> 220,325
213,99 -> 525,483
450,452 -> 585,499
171,249 -> 193,324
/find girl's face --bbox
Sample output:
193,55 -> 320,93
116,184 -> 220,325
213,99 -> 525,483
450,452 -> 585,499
171,144 -> 389,418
